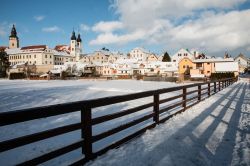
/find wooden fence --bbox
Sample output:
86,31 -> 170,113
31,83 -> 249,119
0,78 -> 235,165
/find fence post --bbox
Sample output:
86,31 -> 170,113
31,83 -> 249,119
214,82 -> 216,93
182,88 -> 186,110
208,83 -> 210,96
153,93 -> 159,124
82,105 -> 93,160
198,85 -> 201,101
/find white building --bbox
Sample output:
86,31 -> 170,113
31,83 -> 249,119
234,53 -> 249,73
129,47 -> 151,61
171,48 -> 194,66
5,25 -> 83,73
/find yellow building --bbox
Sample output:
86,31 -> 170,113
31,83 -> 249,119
178,57 -> 194,74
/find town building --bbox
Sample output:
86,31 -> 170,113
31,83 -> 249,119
171,48 -> 194,66
129,47 -> 151,61
178,57 -> 239,78
5,25 -> 82,74
234,53 -> 249,73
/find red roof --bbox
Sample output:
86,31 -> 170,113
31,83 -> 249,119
0,46 -> 7,51
54,45 -> 70,54
21,45 -> 47,50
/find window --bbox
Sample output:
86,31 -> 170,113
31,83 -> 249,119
196,63 -> 202,68
34,55 -> 36,58
207,63 -> 210,65
183,65 -> 186,69
50,55 -> 52,58
45,55 -> 47,58
45,61 -> 47,64
173,60 -> 176,62
207,71 -> 210,73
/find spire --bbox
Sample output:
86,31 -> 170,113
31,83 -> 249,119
71,29 -> 76,40
10,24 -> 18,38
77,34 -> 82,42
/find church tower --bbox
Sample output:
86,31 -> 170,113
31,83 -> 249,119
9,25 -> 19,49
76,33 -> 82,62
70,30 -> 77,56
77,33 -> 82,52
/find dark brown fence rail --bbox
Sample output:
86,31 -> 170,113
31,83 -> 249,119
0,78 -> 236,165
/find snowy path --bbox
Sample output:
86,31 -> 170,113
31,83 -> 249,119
87,80 -> 250,166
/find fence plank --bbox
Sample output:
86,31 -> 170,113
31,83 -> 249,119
92,103 -> 154,125
0,123 -> 81,152
92,113 -> 154,142
153,94 -> 160,124
82,106 -> 93,160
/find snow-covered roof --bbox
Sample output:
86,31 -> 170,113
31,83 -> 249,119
215,62 -> 238,72
53,50 -> 70,56
193,58 -> 234,63
130,47 -> 150,54
5,48 -> 22,54
11,62 -> 26,69
116,58 -> 138,64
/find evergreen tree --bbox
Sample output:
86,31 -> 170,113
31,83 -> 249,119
162,51 -> 171,62
0,50 -> 10,78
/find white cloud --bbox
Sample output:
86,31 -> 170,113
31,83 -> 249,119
0,22 -> 10,38
90,0 -> 249,55
80,24 -> 90,31
42,26 -> 61,32
167,10 -> 250,53
92,21 -> 123,32
0,26 -> 6,37
34,15 -> 45,22
90,30 -> 145,45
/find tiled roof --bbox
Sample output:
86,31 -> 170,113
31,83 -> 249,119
21,45 -> 47,50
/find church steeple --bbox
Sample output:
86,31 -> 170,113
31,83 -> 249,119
77,34 -> 82,42
9,24 -> 19,48
71,30 -> 76,40
10,25 -> 18,38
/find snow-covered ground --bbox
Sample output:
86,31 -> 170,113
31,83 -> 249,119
0,79 -> 249,166
86,79 -> 250,166
0,79 -> 182,112
0,79 -> 184,165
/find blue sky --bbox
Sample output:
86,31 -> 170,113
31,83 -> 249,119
0,0 -> 250,56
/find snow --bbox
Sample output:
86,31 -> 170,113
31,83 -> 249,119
0,80 -> 181,165
0,79 -> 249,166
215,62 -> 239,72
86,79 -> 250,166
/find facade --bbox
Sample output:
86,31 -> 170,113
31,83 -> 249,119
187,58 -> 237,77
234,53 -> 249,73
178,57 -> 193,74
172,48 -> 194,66
88,51 -> 109,64
147,54 -> 158,62
7,45 -> 54,66
5,25 -> 82,74
129,47 -> 151,61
